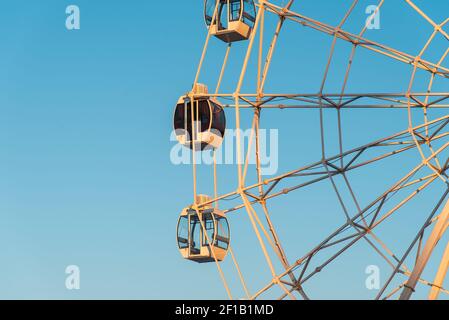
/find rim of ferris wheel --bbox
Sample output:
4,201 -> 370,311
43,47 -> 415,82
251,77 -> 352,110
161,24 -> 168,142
173,84 -> 226,151
204,0 -> 256,43
177,195 -> 230,263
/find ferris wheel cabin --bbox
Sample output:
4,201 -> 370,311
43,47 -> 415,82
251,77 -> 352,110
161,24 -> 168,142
177,198 -> 230,263
173,85 -> 226,151
205,0 -> 257,43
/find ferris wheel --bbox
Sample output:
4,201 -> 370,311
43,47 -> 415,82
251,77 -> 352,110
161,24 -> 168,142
172,0 -> 449,300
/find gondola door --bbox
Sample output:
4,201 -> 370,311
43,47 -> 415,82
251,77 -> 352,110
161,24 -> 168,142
188,213 -> 202,256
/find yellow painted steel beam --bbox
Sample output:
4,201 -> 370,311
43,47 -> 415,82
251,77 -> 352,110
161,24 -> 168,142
400,201 -> 449,300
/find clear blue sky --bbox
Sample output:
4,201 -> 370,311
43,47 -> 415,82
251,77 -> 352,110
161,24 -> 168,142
0,0 -> 448,300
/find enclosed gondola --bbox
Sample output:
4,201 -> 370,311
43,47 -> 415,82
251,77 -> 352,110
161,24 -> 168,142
177,196 -> 230,263
205,0 -> 257,43
173,84 -> 226,151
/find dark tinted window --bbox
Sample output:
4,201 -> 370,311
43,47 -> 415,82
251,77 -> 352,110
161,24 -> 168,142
211,101 -> 226,137
174,99 -> 212,142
